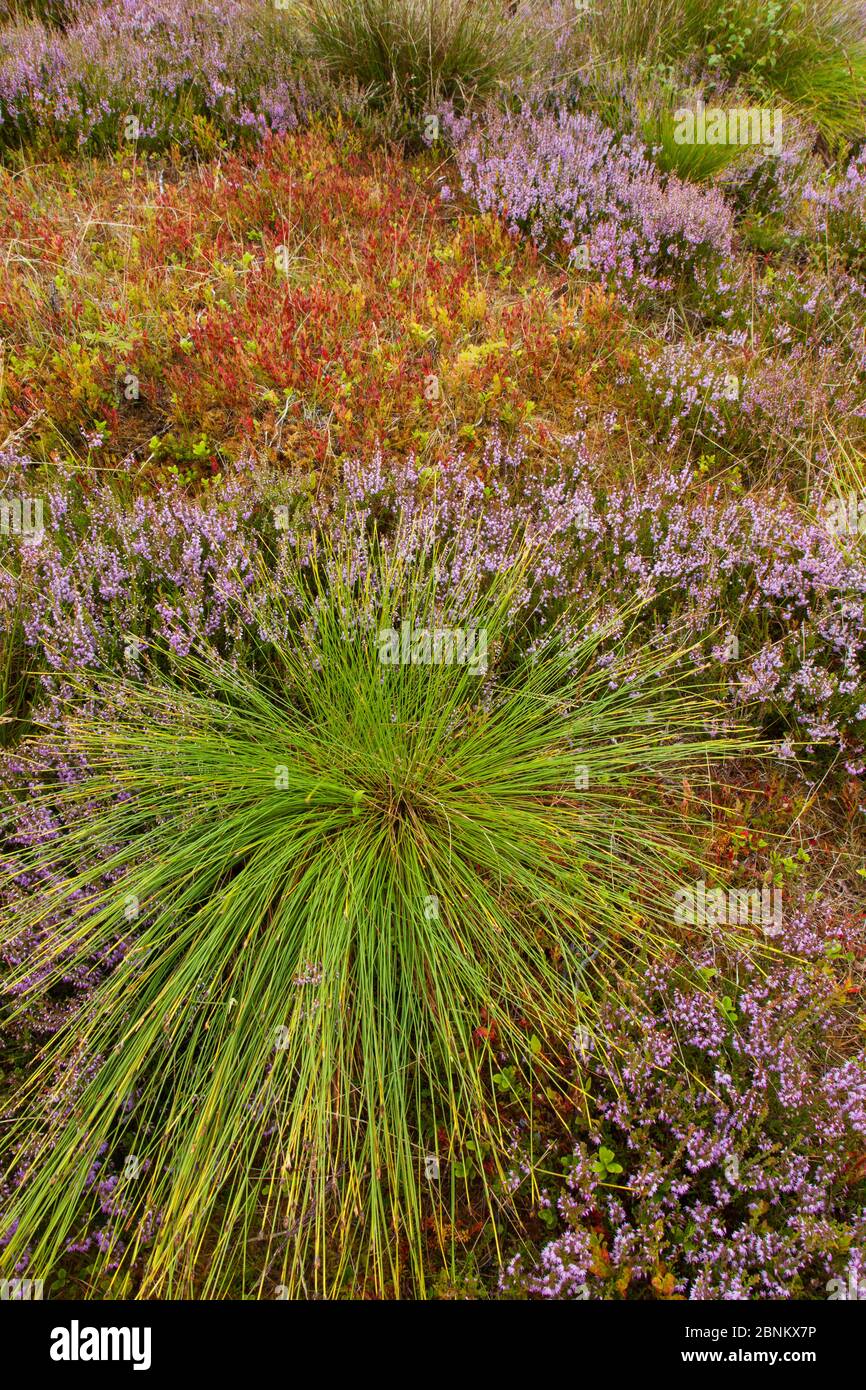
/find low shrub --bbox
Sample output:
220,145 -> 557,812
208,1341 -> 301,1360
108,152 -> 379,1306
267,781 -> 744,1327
806,148 -> 866,277
0,0 -> 309,152
448,101 -> 734,297
502,904 -> 866,1298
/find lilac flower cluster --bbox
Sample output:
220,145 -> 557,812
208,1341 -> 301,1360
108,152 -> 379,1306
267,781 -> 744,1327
806,149 -> 866,276
328,444 -> 866,767
744,263 -> 866,367
447,102 -> 734,294
503,905 -> 866,1300
2,437 -> 864,769
713,106 -> 816,223
580,66 -> 817,228
0,0 -> 312,149
638,328 -> 866,467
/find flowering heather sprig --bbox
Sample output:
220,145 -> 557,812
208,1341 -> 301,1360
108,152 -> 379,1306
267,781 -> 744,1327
806,149 -> 866,277
638,330 -> 866,467
714,110 -> 817,223
503,905 -> 866,1300
0,0 -> 312,150
449,102 -> 734,295
1,440 -> 864,765
324,446 -> 866,766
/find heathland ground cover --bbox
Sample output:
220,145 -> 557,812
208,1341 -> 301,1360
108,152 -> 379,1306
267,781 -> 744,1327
1,0 -> 865,1300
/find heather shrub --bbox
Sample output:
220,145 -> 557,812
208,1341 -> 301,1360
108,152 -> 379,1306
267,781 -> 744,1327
2,439 -> 865,770
0,0 -> 311,152
502,906 -> 866,1299
806,149 -> 866,277
637,328 -> 866,477
714,123 -> 818,252
0,511 -> 752,1296
572,63 -> 750,184
449,102 -> 734,297
562,58 -> 817,246
728,262 -> 866,374
546,454 -> 866,772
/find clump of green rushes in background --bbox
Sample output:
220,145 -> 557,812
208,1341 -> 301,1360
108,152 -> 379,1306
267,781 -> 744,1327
289,0 -> 536,114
